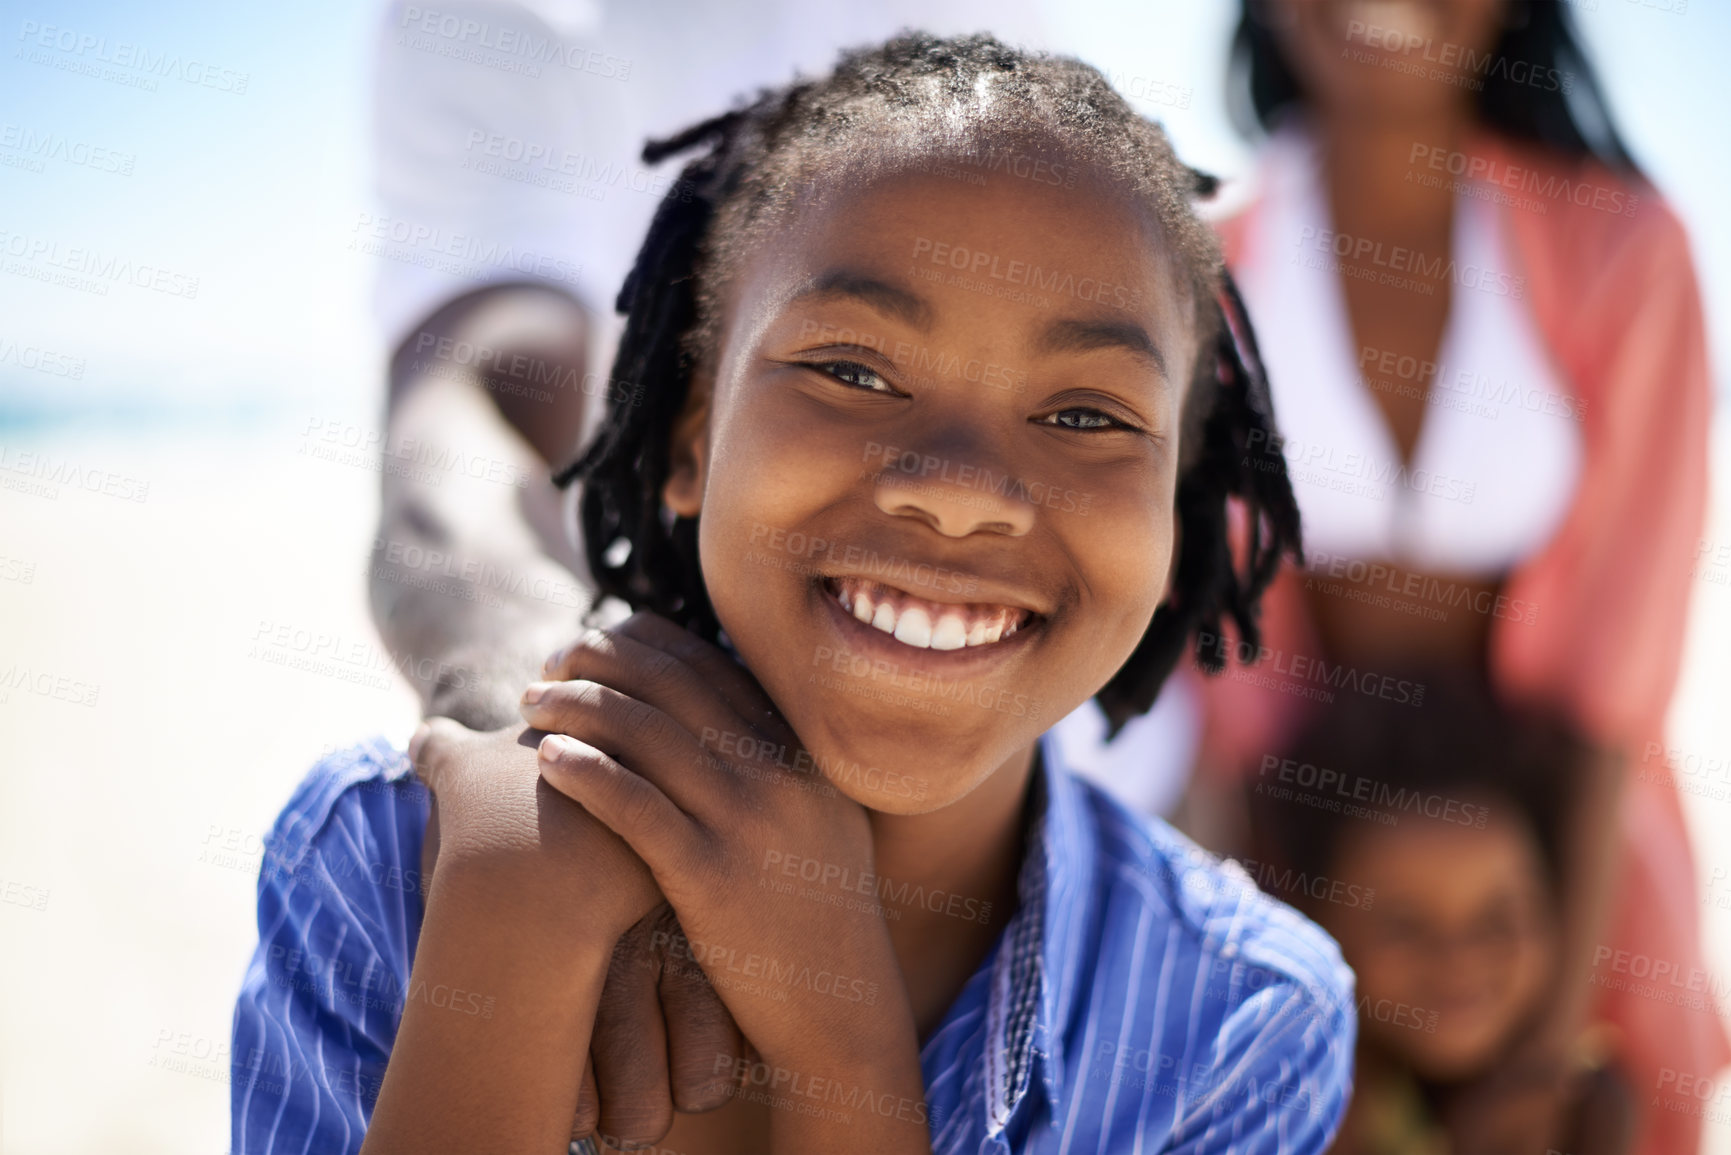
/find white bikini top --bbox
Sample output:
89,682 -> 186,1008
1235,128 -> 1583,575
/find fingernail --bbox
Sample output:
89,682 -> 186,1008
542,647 -> 565,676
539,733 -> 575,760
522,682 -> 549,705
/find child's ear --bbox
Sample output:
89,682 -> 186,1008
662,373 -> 712,517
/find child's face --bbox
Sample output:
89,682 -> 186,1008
663,164 -> 1196,812
1319,808 -> 1556,1081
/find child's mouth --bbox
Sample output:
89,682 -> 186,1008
821,576 -> 1034,651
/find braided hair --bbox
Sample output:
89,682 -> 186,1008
554,32 -> 1303,736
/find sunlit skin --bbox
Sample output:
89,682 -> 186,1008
667,166 -> 1193,807
1318,806 -> 1557,1081
654,161 -> 1196,1060
373,149 -> 1215,1155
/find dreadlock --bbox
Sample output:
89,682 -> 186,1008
554,31 -> 1303,736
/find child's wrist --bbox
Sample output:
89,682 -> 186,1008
756,1001 -> 922,1088
760,1038 -> 931,1153
427,855 -> 645,970
414,870 -> 616,1022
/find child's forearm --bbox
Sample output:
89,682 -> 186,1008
751,985 -> 932,1154
1549,745 -> 1623,1041
1508,744 -> 1622,1066
362,864 -> 615,1154
764,1040 -> 934,1155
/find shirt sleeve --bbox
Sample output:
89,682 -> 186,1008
1491,183 -> 1709,749
370,0 -> 635,347
230,741 -> 430,1155
1166,978 -> 1357,1155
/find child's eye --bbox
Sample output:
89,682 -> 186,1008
1042,407 -> 1126,431
817,360 -> 895,394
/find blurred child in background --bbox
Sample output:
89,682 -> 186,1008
1248,673 -> 1634,1155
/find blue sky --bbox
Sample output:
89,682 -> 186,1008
0,0 -> 377,421
1,0 -> 1726,426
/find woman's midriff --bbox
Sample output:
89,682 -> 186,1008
1300,566 -> 1504,674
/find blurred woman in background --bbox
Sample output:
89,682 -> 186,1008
1192,1 -> 1724,1151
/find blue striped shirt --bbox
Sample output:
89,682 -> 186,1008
231,735 -> 1355,1153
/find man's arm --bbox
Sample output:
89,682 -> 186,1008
370,283 -> 596,729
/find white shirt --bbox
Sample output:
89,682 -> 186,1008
370,0 -> 1052,348
1236,126 -> 1583,576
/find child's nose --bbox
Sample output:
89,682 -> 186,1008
869,447 -> 1036,538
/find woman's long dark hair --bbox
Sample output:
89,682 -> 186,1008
1231,0 -> 1640,173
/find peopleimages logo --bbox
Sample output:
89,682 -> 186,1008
15,20 -> 251,93
0,123 -> 136,175
395,7 -> 631,80
1408,143 -> 1638,218
1293,225 -> 1525,300
0,228 -> 200,299
911,236 -> 1139,309
1197,630 -> 1426,707
1256,754 -> 1491,828
1343,20 -> 1574,95
862,442 -> 1092,515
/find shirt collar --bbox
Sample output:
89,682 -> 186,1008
982,731 -> 1098,1137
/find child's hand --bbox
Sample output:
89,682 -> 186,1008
411,717 -> 662,943
521,613 -> 922,1080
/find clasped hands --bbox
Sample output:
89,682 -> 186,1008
410,611 -> 919,1150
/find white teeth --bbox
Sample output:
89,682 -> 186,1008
893,605 -> 933,647
830,578 -> 1029,651
930,611 -> 968,651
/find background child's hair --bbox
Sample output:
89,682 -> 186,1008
554,32 -> 1302,735
1248,669 -> 1590,894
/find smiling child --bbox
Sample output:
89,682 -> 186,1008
233,33 -> 1355,1155
1248,673 -> 1634,1155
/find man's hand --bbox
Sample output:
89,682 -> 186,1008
413,717 -> 744,1150
571,904 -> 746,1148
